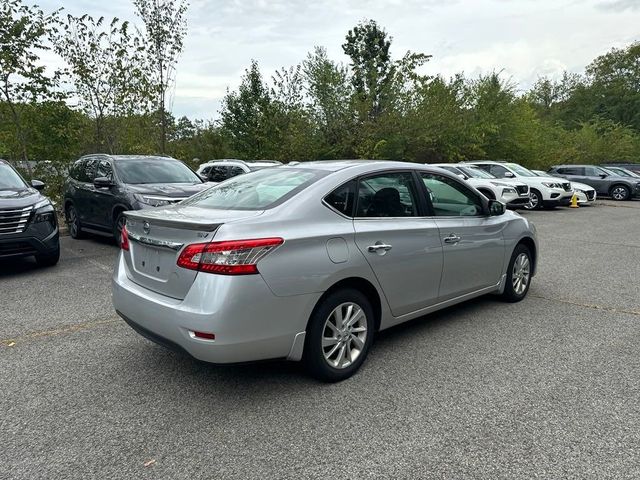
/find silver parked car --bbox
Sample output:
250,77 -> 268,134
112,161 -> 538,381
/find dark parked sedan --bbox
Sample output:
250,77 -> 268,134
548,165 -> 640,201
63,155 -> 210,243
0,159 -> 59,266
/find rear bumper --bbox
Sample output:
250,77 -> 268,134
0,226 -> 59,259
112,253 -> 319,364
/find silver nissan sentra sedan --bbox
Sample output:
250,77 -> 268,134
112,161 -> 538,382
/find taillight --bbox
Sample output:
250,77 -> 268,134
121,225 -> 130,251
176,238 -> 284,275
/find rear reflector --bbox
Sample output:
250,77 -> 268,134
191,330 -> 215,340
121,226 -> 130,251
176,237 -> 284,275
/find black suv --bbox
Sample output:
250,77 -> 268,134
0,159 -> 60,266
63,155 -> 209,242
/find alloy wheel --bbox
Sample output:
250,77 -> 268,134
67,207 -> 78,237
322,302 -> 368,369
524,192 -> 539,210
512,253 -> 531,295
611,186 -> 628,201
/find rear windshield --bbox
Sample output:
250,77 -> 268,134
0,163 -> 27,189
115,158 -> 201,184
181,168 -> 327,210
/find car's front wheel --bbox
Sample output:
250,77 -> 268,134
304,289 -> 375,382
524,189 -> 542,210
610,185 -> 630,201
501,244 -> 532,302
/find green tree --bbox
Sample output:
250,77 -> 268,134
342,19 -> 394,118
133,0 -> 188,154
0,0 -> 60,170
55,15 -> 147,153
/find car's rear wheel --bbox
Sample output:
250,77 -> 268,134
36,247 -> 60,267
304,289 -> 374,382
501,244 -> 532,303
524,189 -> 542,210
66,204 -> 85,239
610,185 -> 630,201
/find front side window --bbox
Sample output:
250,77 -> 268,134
421,173 -> 483,217
0,163 -> 27,189
356,172 -> 418,218
557,167 -> 582,175
487,165 -> 511,178
208,166 -> 232,182
181,167 -> 327,210
76,159 -> 97,183
95,160 -> 113,180
115,157 -> 201,184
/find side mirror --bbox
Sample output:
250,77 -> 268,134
599,173 -> 608,178
503,172 -> 515,178
93,176 -> 113,188
488,199 -> 506,216
31,179 -> 45,191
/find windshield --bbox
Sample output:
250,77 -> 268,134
115,158 -> 201,184
459,166 -> 496,179
0,163 -> 28,190
248,165 -> 274,172
608,167 -> 638,177
506,163 -> 537,177
180,167 -> 328,210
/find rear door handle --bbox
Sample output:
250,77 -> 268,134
367,243 -> 393,252
443,234 -> 461,244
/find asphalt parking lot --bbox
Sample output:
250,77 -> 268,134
1,200 -> 639,479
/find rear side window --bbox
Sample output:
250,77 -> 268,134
325,180 -> 356,216
181,168 -> 327,210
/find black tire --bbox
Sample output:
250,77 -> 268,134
478,189 -> 495,200
66,204 -> 85,239
35,247 -> 60,267
303,288 -> 375,382
501,244 -> 532,303
113,211 -> 126,245
609,184 -> 630,201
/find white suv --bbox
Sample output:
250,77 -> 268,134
196,159 -> 282,183
432,163 -> 530,208
467,161 -> 574,210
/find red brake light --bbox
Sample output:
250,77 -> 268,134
176,238 -> 284,275
121,225 -> 130,251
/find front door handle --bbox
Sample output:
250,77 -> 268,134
367,243 -> 393,252
443,234 -> 461,244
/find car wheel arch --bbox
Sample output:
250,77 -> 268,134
516,237 -> 537,276
111,204 -> 131,226
308,277 -> 383,333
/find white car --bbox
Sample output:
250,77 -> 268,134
531,170 -> 596,205
431,163 -> 530,208
467,161 -> 574,210
196,159 -> 282,183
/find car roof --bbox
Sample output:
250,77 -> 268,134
79,154 -> 178,162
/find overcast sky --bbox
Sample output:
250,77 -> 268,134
39,0 -> 640,119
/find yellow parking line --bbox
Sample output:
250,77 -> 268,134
531,294 -> 640,317
1,317 -> 120,347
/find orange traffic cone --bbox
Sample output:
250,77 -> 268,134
570,194 -> 579,208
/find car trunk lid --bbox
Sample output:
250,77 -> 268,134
123,206 -> 263,299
